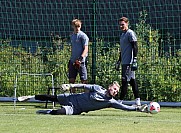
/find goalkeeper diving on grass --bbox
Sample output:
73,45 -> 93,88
18,81 -> 148,115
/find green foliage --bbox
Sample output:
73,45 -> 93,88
0,36 -> 70,96
135,10 -> 181,102
0,10 -> 180,102
89,38 -> 121,92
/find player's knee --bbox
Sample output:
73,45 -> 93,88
129,78 -> 136,86
62,106 -> 73,115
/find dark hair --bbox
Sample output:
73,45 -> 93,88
119,17 -> 129,23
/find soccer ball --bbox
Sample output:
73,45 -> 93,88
147,102 -> 160,114
61,84 -> 70,91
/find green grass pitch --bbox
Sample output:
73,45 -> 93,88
0,102 -> 180,133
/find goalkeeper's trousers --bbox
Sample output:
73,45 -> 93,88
35,95 -> 58,102
119,78 -> 139,100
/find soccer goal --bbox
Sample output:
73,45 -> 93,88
14,73 -> 55,110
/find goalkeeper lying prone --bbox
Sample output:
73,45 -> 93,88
18,81 -> 148,115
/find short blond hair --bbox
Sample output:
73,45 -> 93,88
112,81 -> 120,88
108,81 -> 120,89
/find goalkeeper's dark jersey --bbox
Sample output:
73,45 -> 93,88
120,29 -> 137,64
57,84 -> 136,115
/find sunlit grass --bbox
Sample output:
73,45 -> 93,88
0,102 -> 180,133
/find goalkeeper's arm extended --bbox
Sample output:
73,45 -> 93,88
61,84 -> 87,92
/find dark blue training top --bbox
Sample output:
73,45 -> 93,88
57,84 -> 136,114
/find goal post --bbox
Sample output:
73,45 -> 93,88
14,73 -> 55,110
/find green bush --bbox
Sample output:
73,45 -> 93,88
0,11 -> 180,102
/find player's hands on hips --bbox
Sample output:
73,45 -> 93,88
115,60 -> 121,71
131,57 -> 138,71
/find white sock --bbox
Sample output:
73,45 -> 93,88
28,95 -> 35,99
135,98 -> 141,106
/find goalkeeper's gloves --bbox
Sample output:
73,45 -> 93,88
78,56 -> 83,62
60,84 -> 73,92
115,60 -> 121,71
131,57 -> 138,71
73,56 -> 83,69
74,60 -> 81,69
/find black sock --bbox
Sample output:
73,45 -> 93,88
49,108 -> 66,115
35,95 -> 58,102
119,80 -> 128,100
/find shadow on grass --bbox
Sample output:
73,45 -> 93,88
81,110 -> 153,117
0,102 -> 48,109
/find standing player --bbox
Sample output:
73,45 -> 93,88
18,81 -> 148,115
115,17 -> 141,106
69,19 -> 89,93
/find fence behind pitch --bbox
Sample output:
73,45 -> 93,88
0,0 -> 180,102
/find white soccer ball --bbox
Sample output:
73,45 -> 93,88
61,84 -> 71,91
147,102 -> 160,114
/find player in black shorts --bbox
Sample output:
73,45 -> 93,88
116,17 -> 141,106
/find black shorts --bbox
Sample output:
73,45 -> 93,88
122,64 -> 135,81
68,60 -> 87,80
